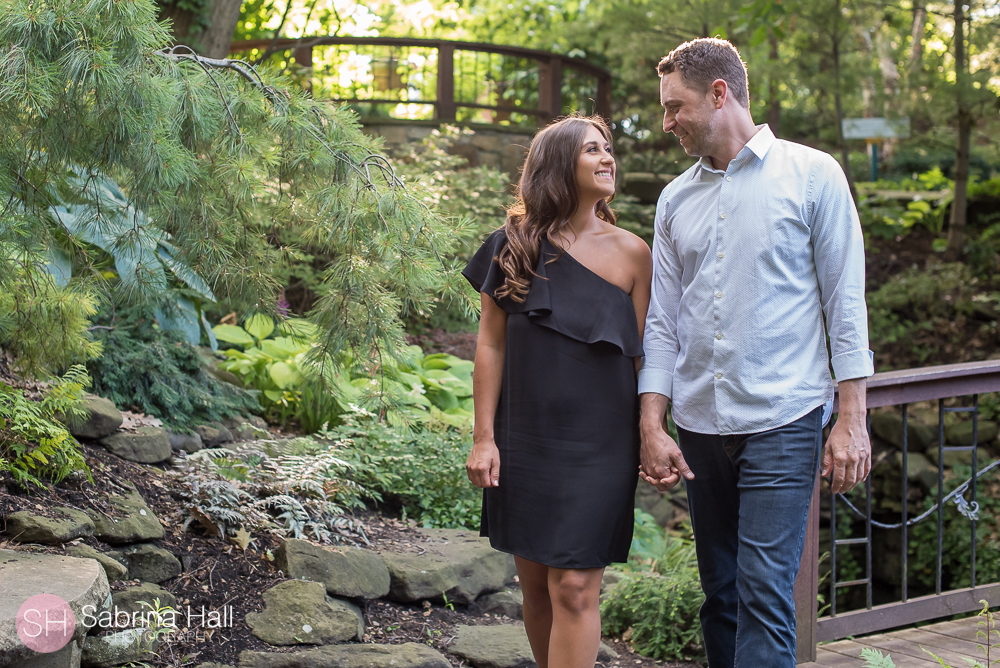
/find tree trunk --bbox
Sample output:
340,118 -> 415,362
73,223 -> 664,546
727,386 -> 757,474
157,0 -> 244,58
909,1 -> 927,77
767,30 -> 781,137
832,0 -> 858,202
200,0 -> 245,59
944,0 -> 970,261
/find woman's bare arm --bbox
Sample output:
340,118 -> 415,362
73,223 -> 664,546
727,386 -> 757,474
628,236 -> 653,373
467,293 -> 507,488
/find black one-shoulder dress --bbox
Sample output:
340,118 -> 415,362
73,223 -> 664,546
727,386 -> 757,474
462,228 -> 642,569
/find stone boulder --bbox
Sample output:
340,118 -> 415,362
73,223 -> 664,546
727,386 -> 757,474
81,628 -> 157,668
238,643 -> 450,668
0,550 -> 111,666
474,589 -> 523,619
111,583 -> 177,618
99,427 -> 171,464
380,528 -> 516,605
65,545 -> 129,583
108,544 -> 181,584
7,640 -> 82,668
926,448 -> 979,468
893,451 -> 939,491
245,580 -> 362,646
87,490 -> 164,544
4,508 -> 95,544
196,423 -> 233,447
870,413 -> 935,452
275,538 -> 390,599
65,395 -> 123,441
446,624 -> 616,668
945,420 -> 1000,446
222,417 -> 266,441
168,431 -> 203,454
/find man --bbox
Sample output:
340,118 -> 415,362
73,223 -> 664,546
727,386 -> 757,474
638,38 -> 874,668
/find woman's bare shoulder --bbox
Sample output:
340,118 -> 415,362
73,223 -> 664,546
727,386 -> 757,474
608,226 -> 652,263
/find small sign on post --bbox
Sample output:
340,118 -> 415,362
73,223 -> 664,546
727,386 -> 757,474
842,118 -> 911,181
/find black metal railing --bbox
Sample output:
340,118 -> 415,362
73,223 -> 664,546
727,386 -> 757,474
228,36 -> 612,127
795,360 -> 1000,663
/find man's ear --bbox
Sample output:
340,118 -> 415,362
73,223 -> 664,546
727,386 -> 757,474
710,79 -> 728,109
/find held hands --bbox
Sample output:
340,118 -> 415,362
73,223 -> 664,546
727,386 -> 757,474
639,422 -> 695,491
466,438 -> 501,488
822,411 -> 871,494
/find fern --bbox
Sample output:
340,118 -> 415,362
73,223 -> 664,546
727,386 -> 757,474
861,648 -> 896,668
0,365 -> 92,487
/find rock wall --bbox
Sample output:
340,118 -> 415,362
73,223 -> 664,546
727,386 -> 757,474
361,120 -> 532,182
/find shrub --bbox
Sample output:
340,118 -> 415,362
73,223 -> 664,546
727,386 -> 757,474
88,306 -> 260,432
0,268 -> 102,377
601,527 -> 705,661
0,365 -> 91,487
320,411 -> 481,529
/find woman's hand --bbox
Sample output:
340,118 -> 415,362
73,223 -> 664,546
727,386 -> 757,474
467,439 -> 501,488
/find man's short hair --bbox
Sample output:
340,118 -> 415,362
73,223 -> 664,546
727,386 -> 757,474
657,38 -> 750,109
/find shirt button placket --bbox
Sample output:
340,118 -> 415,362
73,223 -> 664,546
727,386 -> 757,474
714,176 -> 726,390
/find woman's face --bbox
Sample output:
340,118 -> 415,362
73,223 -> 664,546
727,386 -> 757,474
574,124 -> 615,202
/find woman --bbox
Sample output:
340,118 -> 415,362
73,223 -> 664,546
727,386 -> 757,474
462,115 -> 653,668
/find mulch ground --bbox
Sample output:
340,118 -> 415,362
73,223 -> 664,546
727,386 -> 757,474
0,443 -> 704,668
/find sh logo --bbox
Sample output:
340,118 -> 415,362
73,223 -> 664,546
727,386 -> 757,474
16,594 -> 75,653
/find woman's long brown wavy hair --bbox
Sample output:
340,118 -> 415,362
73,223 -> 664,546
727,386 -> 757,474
494,115 -> 617,303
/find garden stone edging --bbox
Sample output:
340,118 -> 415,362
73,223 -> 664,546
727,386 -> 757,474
237,643 -> 451,668
65,395 -> 123,441
4,507 -> 95,544
446,624 -> 618,668
379,528 -> 517,605
111,583 -> 177,617
99,427 -> 171,464
275,538 -> 391,599
474,589 -> 523,619
66,545 -> 129,583
245,580 -> 362,646
196,423 -> 234,447
81,628 -> 157,668
0,549 -> 111,666
86,489 -> 164,544
168,431 -> 203,454
108,544 -> 181,584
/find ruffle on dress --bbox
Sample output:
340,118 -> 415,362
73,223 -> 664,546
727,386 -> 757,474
462,228 -> 643,358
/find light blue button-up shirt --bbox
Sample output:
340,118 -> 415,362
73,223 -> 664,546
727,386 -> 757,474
638,125 -> 874,435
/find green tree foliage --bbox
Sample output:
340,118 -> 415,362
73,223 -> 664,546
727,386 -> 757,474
0,0 -> 474,382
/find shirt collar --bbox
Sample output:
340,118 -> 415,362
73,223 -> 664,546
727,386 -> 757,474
695,124 -> 776,174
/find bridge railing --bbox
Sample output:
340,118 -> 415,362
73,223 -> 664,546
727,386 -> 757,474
795,360 -> 1000,663
228,36 -> 612,127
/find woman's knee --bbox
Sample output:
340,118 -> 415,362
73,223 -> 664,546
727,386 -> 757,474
548,570 -> 600,615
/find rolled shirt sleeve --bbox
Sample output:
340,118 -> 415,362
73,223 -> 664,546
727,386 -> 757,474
809,154 -> 875,382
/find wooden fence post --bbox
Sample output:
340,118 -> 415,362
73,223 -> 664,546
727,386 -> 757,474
538,57 -> 563,127
794,472 -> 821,663
436,43 -> 456,121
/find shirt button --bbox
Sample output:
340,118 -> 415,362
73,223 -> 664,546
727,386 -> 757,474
716,333 -> 723,340
720,213 -> 727,219
715,373 -> 723,379
718,253 -> 724,259
726,176 -> 732,182
716,291 -> 722,298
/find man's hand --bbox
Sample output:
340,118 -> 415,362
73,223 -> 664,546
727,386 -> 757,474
822,378 -> 870,494
466,439 -> 500,488
640,393 -> 694,491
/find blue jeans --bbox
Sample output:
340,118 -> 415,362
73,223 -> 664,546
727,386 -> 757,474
677,407 -> 822,668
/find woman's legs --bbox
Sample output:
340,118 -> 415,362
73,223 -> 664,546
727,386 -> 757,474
514,556 -> 605,668
514,556 -> 553,667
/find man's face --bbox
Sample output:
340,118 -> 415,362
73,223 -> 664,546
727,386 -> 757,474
660,71 -> 717,157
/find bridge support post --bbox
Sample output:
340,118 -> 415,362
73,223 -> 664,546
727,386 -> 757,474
436,43 -> 456,121
794,471 -> 820,663
538,57 -> 563,127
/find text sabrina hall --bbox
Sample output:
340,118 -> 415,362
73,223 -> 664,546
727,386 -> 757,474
81,604 -> 235,630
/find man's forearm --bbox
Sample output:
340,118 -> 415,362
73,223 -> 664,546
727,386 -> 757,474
640,392 -> 671,434
837,377 -> 867,417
